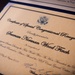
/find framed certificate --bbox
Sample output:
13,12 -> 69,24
0,1 -> 75,75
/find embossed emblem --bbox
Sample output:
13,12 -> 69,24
37,16 -> 48,25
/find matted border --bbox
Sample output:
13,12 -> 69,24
30,0 -> 75,9
9,1 -> 75,15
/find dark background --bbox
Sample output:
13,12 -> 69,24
0,0 -> 10,12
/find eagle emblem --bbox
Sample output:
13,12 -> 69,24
37,16 -> 48,25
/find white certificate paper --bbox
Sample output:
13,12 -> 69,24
0,3 -> 75,75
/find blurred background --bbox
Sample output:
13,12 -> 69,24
0,0 -> 10,12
